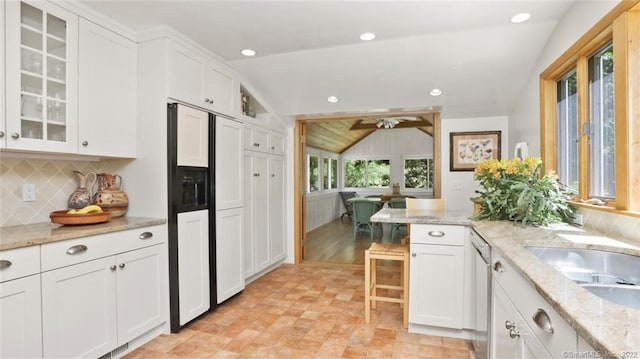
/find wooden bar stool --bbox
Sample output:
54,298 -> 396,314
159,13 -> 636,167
364,243 -> 409,328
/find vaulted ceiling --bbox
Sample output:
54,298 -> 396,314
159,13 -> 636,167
79,1 -> 577,126
301,108 -> 437,154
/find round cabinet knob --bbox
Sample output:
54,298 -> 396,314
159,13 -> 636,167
110,265 -> 117,271
11,133 -> 20,139
204,98 -> 213,104
508,328 -> 520,339
82,141 -> 88,146
411,252 -> 417,257
493,261 -> 504,273
119,263 -> 126,269
505,320 -> 516,330
0,131 -> 4,138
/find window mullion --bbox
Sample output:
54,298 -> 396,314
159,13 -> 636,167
576,57 -> 590,200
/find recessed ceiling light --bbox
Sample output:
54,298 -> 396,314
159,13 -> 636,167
327,96 -> 339,103
510,13 -> 531,24
430,89 -> 443,97
360,32 -> 376,41
241,49 -> 256,57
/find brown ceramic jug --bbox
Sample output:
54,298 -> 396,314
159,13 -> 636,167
94,173 -> 129,216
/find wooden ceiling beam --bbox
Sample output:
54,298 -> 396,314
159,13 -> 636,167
297,106 -> 441,122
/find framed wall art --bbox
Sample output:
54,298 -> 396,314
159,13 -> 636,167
449,131 -> 501,171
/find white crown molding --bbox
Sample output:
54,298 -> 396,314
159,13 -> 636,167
50,0 -> 137,41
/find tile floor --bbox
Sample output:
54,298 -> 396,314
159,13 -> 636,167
125,263 -> 473,358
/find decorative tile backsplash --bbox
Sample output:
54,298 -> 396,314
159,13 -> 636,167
0,157 -> 132,226
579,207 -> 640,242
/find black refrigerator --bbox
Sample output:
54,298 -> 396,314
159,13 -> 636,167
166,103 -> 217,332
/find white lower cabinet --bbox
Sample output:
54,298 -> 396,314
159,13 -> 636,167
409,224 -> 465,329
491,250 -> 578,358
492,281 -> 551,358
243,148 -> 286,280
177,210 -> 210,325
0,274 -> 43,359
268,155 -> 286,262
42,256 -> 118,358
39,225 -> 167,359
216,208 -> 245,303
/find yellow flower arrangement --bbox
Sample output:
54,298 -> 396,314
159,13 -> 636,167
472,157 -> 575,225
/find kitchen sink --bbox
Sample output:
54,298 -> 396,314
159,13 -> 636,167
525,246 -> 640,308
580,284 -> 640,309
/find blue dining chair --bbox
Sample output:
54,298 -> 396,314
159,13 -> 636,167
351,198 -> 383,240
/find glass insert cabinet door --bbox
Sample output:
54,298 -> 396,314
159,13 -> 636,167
5,0 -> 78,152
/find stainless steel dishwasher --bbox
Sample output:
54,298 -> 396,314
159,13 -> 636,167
470,229 -> 491,359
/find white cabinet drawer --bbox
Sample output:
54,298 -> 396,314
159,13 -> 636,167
492,250 -> 576,357
41,226 -> 164,272
410,224 -> 465,246
244,125 -> 269,151
0,246 -> 41,283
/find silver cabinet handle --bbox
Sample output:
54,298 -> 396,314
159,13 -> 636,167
139,232 -> 153,240
493,261 -> 504,273
0,260 -> 12,270
66,244 -> 88,255
11,133 -> 19,139
0,131 -> 4,138
119,263 -> 125,269
204,98 -> 211,103
110,265 -> 117,271
271,174 -> 275,177
532,308 -> 554,334
253,143 -> 260,147
411,252 -> 416,257
509,328 -> 520,339
271,146 -> 275,150
505,320 -> 516,330
81,141 -> 88,146
427,230 -> 445,237
253,173 -> 260,177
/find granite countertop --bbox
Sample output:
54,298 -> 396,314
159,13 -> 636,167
0,217 -> 167,251
372,208 -> 640,358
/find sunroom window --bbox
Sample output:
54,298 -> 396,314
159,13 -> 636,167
344,159 -> 390,188
404,157 -> 433,190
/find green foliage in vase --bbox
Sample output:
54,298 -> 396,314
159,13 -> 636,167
472,157 -> 576,226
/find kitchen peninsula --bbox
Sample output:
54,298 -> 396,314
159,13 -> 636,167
371,208 -> 640,359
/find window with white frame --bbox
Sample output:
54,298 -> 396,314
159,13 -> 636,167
323,157 -> 338,190
307,154 -> 319,192
403,157 -> 433,190
344,159 -> 391,188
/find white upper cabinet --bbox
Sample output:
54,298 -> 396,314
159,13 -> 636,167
168,41 -> 234,116
5,0 -> 78,153
78,18 -> 137,158
176,104 -> 209,167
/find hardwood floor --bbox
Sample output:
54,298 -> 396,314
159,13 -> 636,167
305,218 -> 405,265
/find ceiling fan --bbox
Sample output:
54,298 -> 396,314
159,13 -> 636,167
375,117 -> 419,129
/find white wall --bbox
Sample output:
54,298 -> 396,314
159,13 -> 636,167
509,1 -> 619,156
440,116 -> 509,212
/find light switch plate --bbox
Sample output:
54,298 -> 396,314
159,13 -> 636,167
22,183 -> 36,202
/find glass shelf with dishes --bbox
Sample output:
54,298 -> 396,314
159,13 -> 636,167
17,1 -> 68,142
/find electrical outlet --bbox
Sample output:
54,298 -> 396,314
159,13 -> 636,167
452,180 -> 463,191
574,214 -> 584,226
22,183 -> 36,202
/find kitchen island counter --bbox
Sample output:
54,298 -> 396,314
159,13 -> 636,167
0,217 -> 166,251
372,208 -> 640,358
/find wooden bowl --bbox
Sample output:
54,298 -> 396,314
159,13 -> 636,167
50,210 -> 111,225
